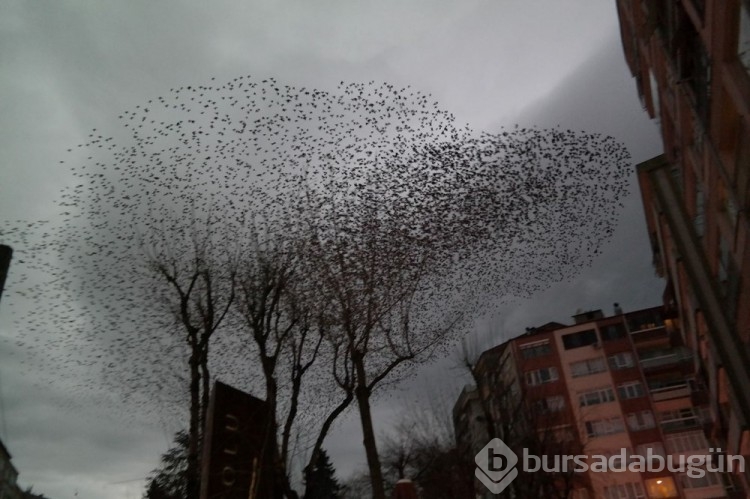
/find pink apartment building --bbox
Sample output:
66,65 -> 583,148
455,306 -> 738,498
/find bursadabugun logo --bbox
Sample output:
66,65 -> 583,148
474,438 -> 519,494
475,437 -> 745,495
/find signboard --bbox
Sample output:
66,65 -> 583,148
200,380 -> 280,499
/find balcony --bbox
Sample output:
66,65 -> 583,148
627,308 -> 665,334
630,325 -> 668,343
629,322 -> 665,333
661,414 -> 702,433
637,156 -> 750,426
660,406 -> 712,433
639,346 -> 693,371
650,382 -> 692,401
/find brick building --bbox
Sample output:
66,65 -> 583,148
616,0 -> 750,495
456,306 -> 739,498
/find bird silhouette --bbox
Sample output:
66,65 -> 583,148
0,76 -> 630,438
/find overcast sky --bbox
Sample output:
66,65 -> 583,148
0,1 -> 664,498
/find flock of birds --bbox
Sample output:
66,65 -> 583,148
0,75 -> 631,432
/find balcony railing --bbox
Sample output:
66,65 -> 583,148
630,325 -> 668,343
639,347 -> 693,370
629,322 -> 665,333
661,414 -> 702,432
627,308 -> 665,333
650,383 -> 692,401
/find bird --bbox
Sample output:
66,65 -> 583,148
0,75 -> 631,458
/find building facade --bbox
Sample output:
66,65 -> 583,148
616,0 -> 750,495
453,385 -> 489,461
456,306 -> 740,498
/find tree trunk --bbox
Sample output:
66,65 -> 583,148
303,390 -> 354,498
187,354 -> 201,499
353,355 -> 386,499
281,372 -> 300,467
260,359 -> 299,499
200,347 -> 210,433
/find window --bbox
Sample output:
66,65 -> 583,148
546,395 -> 565,411
603,481 -> 645,499
534,395 -> 565,413
520,340 -> 552,359
644,477 -> 677,498
618,381 -> 645,399
601,324 -> 626,341
579,387 -> 615,407
525,367 -> 558,386
570,357 -> 607,377
570,489 -> 589,499
593,448 -> 632,461
660,407 -> 698,420
608,352 -> 635,370
636,442 -> 666,462
562,330 -> 598,350
648,69 -> 660,120
665,430 -> 708,454
585,416 -> 625,437
694,185 -> 705,237
679,470 -> 722,489
719,235 -> 730,283
718,235 -> 741,316
659,407 -> 704,431
627,411 -> 656,431
696,405 -> 712,423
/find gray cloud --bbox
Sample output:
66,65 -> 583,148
339,30 -> 666,481
0,2 -> 664,497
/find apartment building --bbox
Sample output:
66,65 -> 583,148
616,1 -> 750,495
456,306 -> 738,498
454,385 -> 489,461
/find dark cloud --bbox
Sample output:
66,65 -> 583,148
0,2 -> 664,497
0,340 -> 167,497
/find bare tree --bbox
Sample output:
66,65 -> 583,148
300,321 -> 356,499
231,225 -> 333,499
141,219 -> 237,499
337,384 -> 477,498
302,203 -> 468,499
225,222 -> 359,499
378,390 -> 475,498
339,471 -> 373,499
